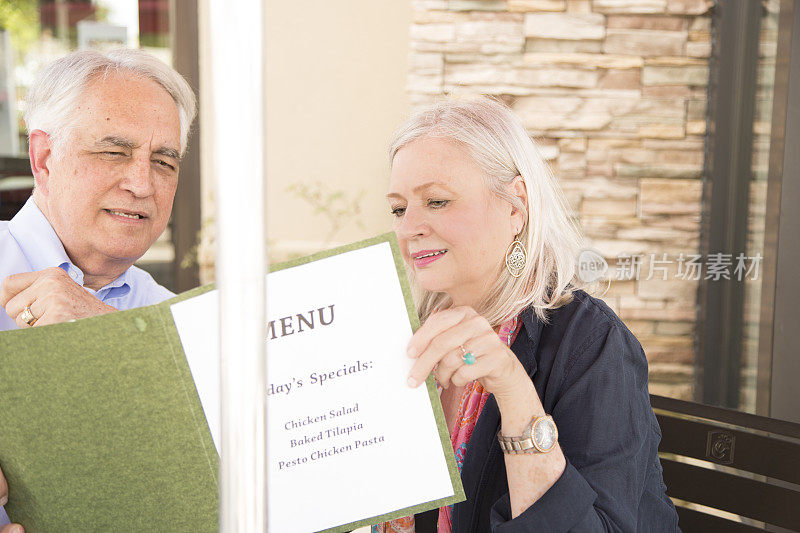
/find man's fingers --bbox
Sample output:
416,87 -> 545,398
0,267 -> 65,310
0,474 -> 23,532
0,271 -> 42,309
3,288 -> 40,327
0,463 -> 7,506
2,268 -> 83,327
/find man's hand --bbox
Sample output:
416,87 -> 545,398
0,463 -> 6,507
0,464 -> 24,533
0,268 -> 117,328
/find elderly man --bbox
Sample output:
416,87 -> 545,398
0,49 -> 196,532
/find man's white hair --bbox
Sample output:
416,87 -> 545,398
24,48 -> 197,156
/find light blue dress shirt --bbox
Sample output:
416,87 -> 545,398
0,197 -> 175,526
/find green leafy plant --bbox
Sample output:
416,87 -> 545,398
286,181 -> 366,244
0,0 -> 40,61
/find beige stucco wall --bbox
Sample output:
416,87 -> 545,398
198,1 -> 411,276
264,1 -> 411,260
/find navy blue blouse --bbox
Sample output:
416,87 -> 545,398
449,290 -> 680,532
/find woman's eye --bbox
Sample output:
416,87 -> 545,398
390,206 -> 406,217
428,199 -> 449,208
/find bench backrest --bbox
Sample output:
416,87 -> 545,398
651,394 -> 800,532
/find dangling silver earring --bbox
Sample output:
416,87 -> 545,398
505,237 -> 526,278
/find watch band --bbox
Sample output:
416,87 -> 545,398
497,415 -> 557,454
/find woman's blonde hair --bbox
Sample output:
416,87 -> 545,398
389,96 -> 588,326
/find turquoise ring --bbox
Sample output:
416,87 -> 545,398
460,345 -> 477,365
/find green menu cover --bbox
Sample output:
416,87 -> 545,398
0,233 -> 464,532
0,296 -> 219,532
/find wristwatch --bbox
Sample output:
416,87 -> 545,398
497,415 -> 558,454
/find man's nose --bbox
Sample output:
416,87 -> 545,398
121,155 -> 156,197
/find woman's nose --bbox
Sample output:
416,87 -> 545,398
396,206 -> 429,239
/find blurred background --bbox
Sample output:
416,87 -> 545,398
0,0 -> 797,424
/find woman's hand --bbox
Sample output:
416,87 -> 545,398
407,306 -> 566,518
406,306 -> 529,400
0,463 -> 24,533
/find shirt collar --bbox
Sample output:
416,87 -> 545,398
7,197 -> 131,298
8,197 -> 72,273
95,268 -> 132,300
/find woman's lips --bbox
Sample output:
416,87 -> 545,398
411,249 -> 447,268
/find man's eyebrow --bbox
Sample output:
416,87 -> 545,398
96,136 -> 137,150
154,146 -> 181,160
95,136 -> 180,161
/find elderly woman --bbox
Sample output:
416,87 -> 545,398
375,97 -> 679,532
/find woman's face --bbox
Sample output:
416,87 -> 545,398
387,136 -> 521,308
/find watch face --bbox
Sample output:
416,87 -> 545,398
533,417 -> 558,452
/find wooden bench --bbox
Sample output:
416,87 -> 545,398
651,394 -> 800,531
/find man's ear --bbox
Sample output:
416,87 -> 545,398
510,175 -> 528,235
29,130 -> 54,196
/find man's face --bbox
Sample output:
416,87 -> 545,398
38,71 -> 181,272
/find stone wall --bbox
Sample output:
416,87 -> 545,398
408,0 -> 716,398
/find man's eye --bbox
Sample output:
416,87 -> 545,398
103,151 -> 125,156
428,199 -> 449,208
154,159 -> 176,171
390,206 -> 406,217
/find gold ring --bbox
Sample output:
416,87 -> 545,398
20,305 -> 37,327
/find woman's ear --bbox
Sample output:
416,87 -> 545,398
29,130 -> 53,196
510,175 -> 528,235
